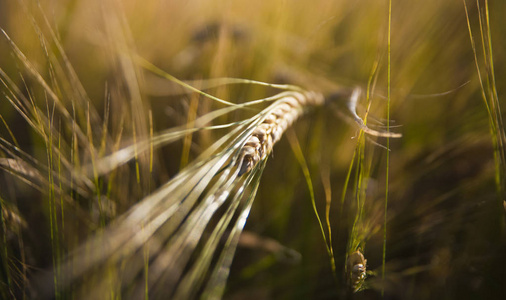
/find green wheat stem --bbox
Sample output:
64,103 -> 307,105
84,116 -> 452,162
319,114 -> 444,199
133,120 -> 141,185
358,137 -> 367,246
341,151 -> 356,209
58,121 -> 64,233
348,40 -> 381,259
287,129 -> 337,277
0,114 -> 19,147
144,109 -> 153,300
349,145 -> 363,252
484,1 -> 503,130
484,0 -> 506,204
463,2 -> 493,119
476,1 -> 498,136
180,94 -> 199,170
321,162 -> 336,282
382,0 -> 392,296
340,148 -> 356,266
57,120 -> 64,298
357,53 -> 381,249
464,0 -> 505,211
45,100 -> 59,299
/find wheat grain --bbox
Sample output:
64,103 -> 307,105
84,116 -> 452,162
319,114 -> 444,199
238,90 -> 324,175
347,250 -> 367,292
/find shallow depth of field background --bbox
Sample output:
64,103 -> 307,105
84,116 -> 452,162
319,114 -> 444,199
1,0 -> 505,299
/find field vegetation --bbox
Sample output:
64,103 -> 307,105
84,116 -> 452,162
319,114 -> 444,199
0,0 -> 505,299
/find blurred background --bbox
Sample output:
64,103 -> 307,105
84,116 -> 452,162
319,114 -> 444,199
0,0 -> 505,299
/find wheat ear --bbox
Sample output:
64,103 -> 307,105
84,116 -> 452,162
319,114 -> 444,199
238,90 -> 325,175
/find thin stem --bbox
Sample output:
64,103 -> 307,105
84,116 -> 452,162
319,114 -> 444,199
382,0 -> 392,296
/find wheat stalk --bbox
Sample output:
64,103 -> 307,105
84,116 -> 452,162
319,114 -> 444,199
23,81 -> 399,298
26,88 -> 327,299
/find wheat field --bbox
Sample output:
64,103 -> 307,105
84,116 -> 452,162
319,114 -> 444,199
0,0 -> 505,299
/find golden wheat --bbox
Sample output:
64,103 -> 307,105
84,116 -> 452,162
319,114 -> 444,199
238,90 -> 325,175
